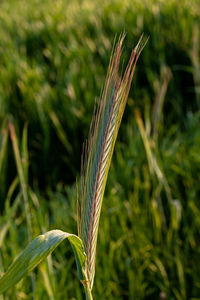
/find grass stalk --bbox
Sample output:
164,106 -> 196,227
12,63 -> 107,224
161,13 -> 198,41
83,284 -> 93,300
9,122 -> 32,240
9,122 -> 35,298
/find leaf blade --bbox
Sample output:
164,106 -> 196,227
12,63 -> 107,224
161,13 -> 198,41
0,230 -> 86,294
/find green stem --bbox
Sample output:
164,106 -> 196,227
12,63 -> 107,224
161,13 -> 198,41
83,284 -> 93,300
9,123 -> 32,240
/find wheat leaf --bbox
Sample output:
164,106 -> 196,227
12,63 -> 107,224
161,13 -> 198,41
0,230 -> 86,294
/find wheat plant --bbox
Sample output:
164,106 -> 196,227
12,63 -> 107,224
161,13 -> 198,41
0,34 -> 146,299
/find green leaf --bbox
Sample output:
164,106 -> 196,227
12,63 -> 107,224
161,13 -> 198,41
0,230 -> 86,294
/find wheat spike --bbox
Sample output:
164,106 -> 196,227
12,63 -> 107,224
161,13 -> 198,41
78,33 -> 147,289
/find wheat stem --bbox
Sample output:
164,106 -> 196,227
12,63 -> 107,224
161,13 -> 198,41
83,284 -> 93,300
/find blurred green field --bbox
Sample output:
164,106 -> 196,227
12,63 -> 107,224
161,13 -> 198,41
0,0 -> 200,299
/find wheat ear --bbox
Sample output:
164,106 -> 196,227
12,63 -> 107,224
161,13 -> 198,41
77,33 -> 147,290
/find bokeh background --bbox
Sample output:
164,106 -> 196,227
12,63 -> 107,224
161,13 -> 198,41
0,0 -> 200,299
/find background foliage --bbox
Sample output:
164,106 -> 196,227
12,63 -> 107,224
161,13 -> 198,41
0,0 -> 200,299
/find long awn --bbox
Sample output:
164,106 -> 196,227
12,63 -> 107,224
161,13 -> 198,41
78,33 -> 147,290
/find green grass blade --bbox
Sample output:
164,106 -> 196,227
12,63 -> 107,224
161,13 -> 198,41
0,127 -> 8,174
9,122 -> 32,240
135,108 -> 172,202
39,261 -> 55,300
0,193 -> 21,248
0,230 -> 86,294
21,122 -> 29,183
5,177 -> 19,213
152,66 -> 172,139
0,126 -> 8,199
50,111 -> 72,153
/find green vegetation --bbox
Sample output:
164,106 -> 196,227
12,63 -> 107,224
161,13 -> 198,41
0,34 -> 144,300
0,0 -> 200,299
